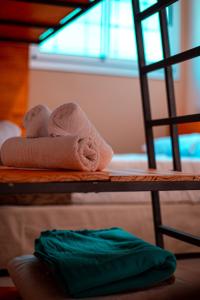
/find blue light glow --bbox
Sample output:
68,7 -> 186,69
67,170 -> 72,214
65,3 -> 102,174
59,8 -> 82,25
39,0 -> 177,64
39,28 -> 54,41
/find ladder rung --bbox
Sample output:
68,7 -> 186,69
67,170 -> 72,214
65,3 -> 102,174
136,0 -> 178,21
158,225 -> 200,246
148,114 -> 200,127
141,46 -> 200,73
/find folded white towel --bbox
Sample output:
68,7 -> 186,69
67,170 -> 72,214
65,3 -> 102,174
23,105 -> 51,138
0,120 -> 21,148
1,136 -> 99,171
48,102 -> 113,170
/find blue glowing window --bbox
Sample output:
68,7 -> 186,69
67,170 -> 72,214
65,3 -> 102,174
39,0 -> 178,64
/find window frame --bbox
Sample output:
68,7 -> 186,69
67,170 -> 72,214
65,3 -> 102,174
30,0 -> 180,79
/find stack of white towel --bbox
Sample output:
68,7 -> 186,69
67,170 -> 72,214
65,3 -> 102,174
1,103 -> 113,171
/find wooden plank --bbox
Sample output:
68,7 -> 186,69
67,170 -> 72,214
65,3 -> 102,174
0,167 -> 109,183
0,42 -> 28,127
109,169 -> 200,182
0,0 -> 101,43
1,166 -> 200,184
0,25 -> 43,42
0,1 -> 74,26
14,0 -> 91,8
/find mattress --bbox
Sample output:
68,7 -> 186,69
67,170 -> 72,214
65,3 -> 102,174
0,203 -> 199,269
71,154 -> 200,204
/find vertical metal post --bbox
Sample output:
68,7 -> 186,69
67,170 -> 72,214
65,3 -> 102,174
132,0 -> 164,248
151,191 -> 164,247
158,2 -> 181,171
131,0 -> 156,169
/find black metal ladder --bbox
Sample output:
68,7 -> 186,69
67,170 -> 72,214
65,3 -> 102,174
131,0 -> 200,252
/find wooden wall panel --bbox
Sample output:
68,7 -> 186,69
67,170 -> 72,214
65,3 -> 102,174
0,42 -> 28,127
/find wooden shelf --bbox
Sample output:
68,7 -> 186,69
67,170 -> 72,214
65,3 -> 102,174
1,166 -> 200,195
0,166 -> 109,183
0,0 -> 101,44
1,166 -> 200,183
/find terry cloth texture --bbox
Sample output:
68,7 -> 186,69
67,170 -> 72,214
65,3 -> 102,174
23,105 -> 51,138
34,228 -> 176,298
48,102 -> 113,170
1,136 -> 99,171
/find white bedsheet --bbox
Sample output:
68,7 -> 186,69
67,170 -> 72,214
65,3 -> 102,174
71,153 -> 200,204
111,153 -> 200,173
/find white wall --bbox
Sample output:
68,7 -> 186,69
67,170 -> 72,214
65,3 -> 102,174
29,69 -> 183,153
184,0 -> 200,115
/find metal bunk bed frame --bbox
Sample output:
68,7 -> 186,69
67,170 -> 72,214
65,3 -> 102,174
132,0 -> 200,251
0,0 -> 199,257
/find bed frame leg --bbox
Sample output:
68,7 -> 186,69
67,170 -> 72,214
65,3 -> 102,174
151,191 -> 164,248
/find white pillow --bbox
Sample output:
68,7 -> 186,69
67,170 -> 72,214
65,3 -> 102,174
8,255 -> 182,300
0,121 -> 21,148
7,255 -> 71,300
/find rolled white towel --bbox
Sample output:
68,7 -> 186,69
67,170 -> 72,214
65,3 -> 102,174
1,136 -> 99,171
48,102 -> 113,170
23,105 -> 51,138
0,120 -> 21,148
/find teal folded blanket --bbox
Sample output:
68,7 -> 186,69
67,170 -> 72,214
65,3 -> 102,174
34,228 -> 176,298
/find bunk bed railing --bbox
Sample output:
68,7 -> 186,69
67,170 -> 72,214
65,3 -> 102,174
0,0 -> 199,254
132,0 -> 200,250
149,114 -> 200,126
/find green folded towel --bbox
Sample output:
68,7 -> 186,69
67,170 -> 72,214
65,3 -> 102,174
34,228 -> 176,298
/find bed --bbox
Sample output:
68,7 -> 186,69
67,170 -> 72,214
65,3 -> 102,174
0,153 -> 200,269
0,0 -> 200,272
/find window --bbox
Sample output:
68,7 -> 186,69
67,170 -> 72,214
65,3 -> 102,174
30,0 -> 180,78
